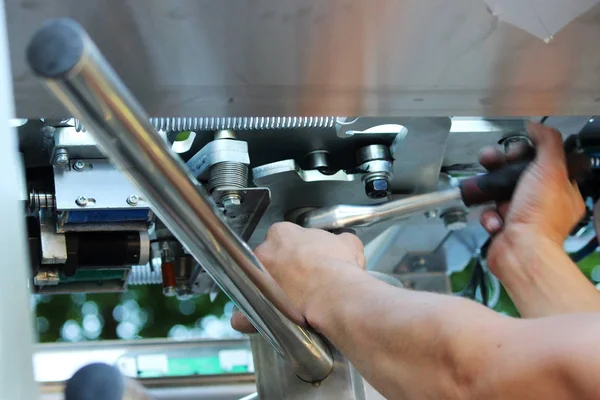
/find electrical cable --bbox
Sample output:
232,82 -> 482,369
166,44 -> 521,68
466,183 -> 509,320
570,236 -> 598,263
458,238 -> 492,306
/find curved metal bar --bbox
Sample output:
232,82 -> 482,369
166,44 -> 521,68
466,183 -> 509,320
298,189 -> 462,230
27,19 -> 333,382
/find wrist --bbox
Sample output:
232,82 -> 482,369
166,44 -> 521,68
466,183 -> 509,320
487,225 -> 565,285
303,264 -> 372,332
487,226 -> 600,317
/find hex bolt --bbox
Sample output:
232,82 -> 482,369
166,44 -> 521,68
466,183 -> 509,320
365,178 -> 390,199
221,194 -> 242,208
73,160 -> 86,171
127,194 -> 140,206
75,196 -> 88,207
53,149 -> 69,166
412,257 -> 427,270
441,208 -> 468,231
425,210 -> 438,219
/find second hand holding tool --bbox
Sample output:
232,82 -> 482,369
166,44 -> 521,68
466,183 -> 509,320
297,153 -> 592,231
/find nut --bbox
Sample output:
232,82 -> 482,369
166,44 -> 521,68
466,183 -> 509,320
222,195 -> 242,208
53,150 -> 69,166
127,194 -> 140,206
441,209 -> 468,231
75,196 -> 88,207
365,178 -> 390,199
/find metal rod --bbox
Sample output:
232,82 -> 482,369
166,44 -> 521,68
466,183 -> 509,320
27,19 -> 333,382
0,1 -> 38,398
298,188 -> 462,230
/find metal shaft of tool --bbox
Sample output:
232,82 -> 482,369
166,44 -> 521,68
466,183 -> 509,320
27,19 -> 332,382
299,188 -> 462,230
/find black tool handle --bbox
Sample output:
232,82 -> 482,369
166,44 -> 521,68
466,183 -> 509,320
459,153 -> 592,207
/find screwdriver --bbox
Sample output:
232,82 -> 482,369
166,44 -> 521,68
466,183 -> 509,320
297,152 -> 592,231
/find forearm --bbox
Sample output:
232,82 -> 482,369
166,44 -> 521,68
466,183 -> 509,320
306,265 -> 503,399
490,231 -> 600,317
305,264 -> 597,400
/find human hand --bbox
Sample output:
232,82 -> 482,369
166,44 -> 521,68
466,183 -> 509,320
479,122 -> 586,279
231,222 -> 366,333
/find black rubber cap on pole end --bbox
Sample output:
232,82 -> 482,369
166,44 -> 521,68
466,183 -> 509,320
64,363 -> 125,400
26,19 -> 85,78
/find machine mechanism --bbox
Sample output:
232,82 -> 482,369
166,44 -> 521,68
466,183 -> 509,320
4,1 -> 600,399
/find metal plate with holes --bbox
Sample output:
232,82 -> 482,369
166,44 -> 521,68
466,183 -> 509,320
211,188 -> 271,242
53,159 -> 149,210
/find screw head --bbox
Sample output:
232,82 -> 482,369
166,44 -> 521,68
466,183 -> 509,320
75,196 -> 88,207
365,179 -> 390,199
54,153 -> 69,166
162,287 -> 177,297
73,160 -> 86,171
127,194 -> 139,206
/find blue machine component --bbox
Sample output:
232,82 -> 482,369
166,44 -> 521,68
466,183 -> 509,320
65,209 -> 150,224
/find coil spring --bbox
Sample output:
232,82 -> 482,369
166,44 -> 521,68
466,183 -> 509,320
28,190 -> 56,211
209,162 -> 249,192
74,116 -> 338,133
128,264 -> 163,286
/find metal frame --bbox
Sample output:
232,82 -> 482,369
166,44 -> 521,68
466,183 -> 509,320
0,1 -> 38,398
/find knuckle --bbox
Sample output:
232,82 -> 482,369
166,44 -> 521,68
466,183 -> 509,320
341,232 -> 364,251
253,243 -> 271,262
267,221 -> 299,238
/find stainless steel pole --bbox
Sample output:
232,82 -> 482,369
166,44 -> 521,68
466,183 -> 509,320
0,1 -> 38,398
27,19 -> 333,382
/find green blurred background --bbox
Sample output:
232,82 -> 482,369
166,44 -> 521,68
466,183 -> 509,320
35,252 -> 600,343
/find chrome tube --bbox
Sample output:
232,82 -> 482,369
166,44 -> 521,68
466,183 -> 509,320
27,19 -> 332,382
299,188 -> 462,230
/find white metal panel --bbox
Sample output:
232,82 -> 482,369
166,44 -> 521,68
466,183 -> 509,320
7,0 -> 600,117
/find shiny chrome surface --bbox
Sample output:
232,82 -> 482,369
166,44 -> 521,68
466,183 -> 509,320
9,0 -> 600,118
298,188 -> 462,230
28,20 -> 332,382
252,335 -> 386,400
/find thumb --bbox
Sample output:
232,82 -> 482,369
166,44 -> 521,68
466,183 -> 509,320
526,122 -> 566,170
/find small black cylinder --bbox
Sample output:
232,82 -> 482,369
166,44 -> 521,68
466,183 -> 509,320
66,231 -> 143,268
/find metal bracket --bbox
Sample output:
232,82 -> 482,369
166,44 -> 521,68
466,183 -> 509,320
39,210 -> 67,264
186,139 -> 250,180
212,187 -> 271,242
54,159 -> 150,211
396,252 -> 447,274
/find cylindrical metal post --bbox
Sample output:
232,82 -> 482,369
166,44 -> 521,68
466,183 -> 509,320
27,19 -> 333,382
